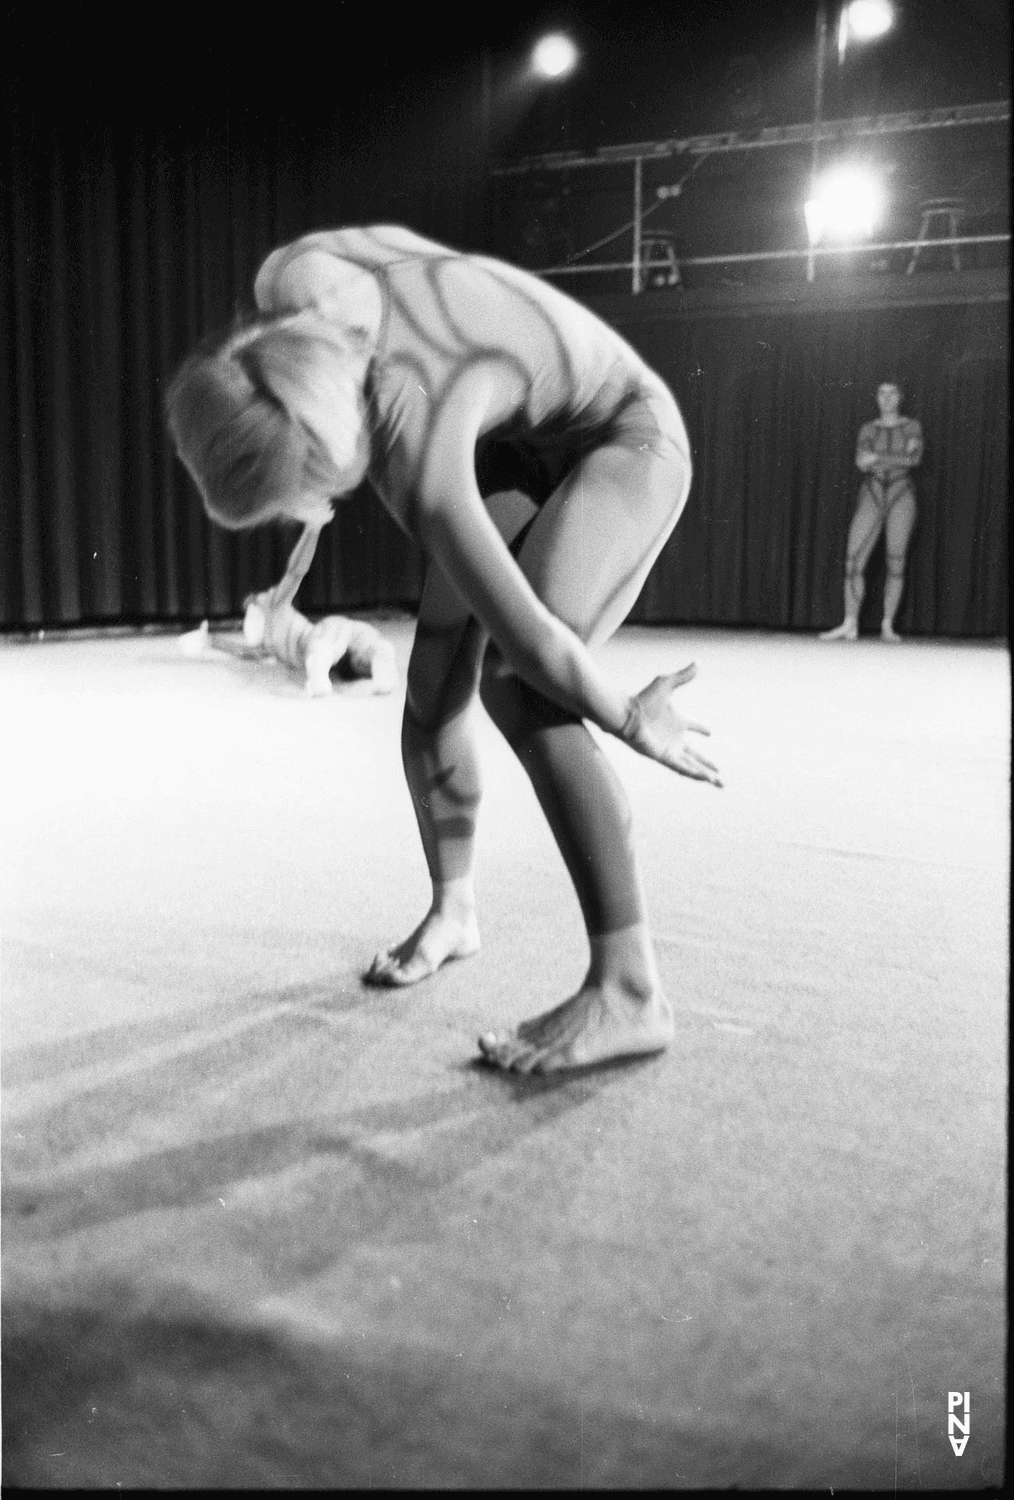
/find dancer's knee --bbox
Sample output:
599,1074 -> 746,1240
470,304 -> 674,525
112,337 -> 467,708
609,381 -> 692,522
480,650 -> 633,825
479,646 -> 575,745
664,446 -> 692,532
647,398 -> 693,528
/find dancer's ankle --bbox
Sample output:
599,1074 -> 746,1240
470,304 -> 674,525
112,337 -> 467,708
587,922 -> 659,1000
432,876 -> 476,918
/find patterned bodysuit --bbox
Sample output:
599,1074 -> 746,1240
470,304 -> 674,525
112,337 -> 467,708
856,417 -> 924,513
841,414 -> 924,623
253,226 -> 692,940
253,225 -> 682,524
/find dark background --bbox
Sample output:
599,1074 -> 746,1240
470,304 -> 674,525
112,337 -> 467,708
2,1 -> 1009,634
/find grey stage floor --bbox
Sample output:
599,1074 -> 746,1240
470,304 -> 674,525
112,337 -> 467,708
1,621 -> 1008,1489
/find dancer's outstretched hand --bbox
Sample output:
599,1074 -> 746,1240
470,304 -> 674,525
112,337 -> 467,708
623,663 -> 722,786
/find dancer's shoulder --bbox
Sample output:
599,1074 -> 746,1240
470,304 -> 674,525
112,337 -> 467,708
252,240 -> 386,349
260,225 -> 458,275
254,225 -> 466,312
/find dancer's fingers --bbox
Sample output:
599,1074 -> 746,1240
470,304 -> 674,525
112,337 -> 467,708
664,663 -> 697,691
675,749 -> 722,787
689,747 -> 720,774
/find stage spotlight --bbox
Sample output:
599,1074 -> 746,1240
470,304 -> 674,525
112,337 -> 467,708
531,33 -> 579,80
843,0 -> 894,41
805,166 -> 885,244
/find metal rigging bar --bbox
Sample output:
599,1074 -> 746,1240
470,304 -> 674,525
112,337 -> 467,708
538,233 -> 1011,277
490,100 -> 1011,176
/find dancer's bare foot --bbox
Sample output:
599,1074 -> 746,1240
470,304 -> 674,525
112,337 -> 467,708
365,882 -> 479,986
478,979 -> 673,1074
477,925 -> 673,1073
881,622 -> 902,643
819,619 -> 858,642
178,620 -> 210,656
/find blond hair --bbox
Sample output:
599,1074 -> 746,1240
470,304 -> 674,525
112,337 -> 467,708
165,313 -> 370,530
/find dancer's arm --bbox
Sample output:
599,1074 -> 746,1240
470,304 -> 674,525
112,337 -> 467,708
247,526 -> 320,664
895,419 -> 923,468
869,423 -> 923,479
855,423 -> 879,472
269,523 -> 324,609
411,367 -> 717,782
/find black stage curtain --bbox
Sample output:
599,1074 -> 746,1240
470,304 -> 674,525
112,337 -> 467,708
2,113 -> 1008,636
1,66 -> 485,632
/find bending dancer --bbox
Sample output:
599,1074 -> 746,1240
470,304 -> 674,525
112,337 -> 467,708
166,223 -> 721,1073
821,381 -> 923,643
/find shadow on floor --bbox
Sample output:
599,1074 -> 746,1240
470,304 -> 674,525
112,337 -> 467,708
4,1287 -> 822,1490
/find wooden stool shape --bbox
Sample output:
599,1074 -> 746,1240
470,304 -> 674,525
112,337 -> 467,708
639,232 -> 681,287
906,198 -> 966,274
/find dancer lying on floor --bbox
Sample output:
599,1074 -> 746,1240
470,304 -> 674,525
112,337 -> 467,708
166,223 -> 721,1073
180,521 -> 397,696
242,522 -> 397,695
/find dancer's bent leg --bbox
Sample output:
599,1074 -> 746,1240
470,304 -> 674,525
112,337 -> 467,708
820,485 -> 885,640
365,589 -> 485,985
478,658 -> 673,1070
881,484 -> 916,641
366,492 -> 535,987
477,410 -> 692,1071
367,637 -> 398,693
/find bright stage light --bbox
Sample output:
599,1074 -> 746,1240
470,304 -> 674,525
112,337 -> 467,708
843,0 -> 894,41
805,166 -> 885,244
531,33 -> 579,79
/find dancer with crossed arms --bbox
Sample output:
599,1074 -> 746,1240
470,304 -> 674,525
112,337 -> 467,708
822,380 -> 923,643
166,224 -> 721,1074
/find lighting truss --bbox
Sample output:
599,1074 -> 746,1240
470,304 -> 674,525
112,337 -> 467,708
491,100 -> 1011,176
491,100 -> 1010,292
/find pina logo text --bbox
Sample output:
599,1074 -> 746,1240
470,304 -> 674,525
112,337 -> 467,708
948,1391 -> 970,1456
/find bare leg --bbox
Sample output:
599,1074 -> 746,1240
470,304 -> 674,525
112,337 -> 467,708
477,405 -> 693,1072
820,484 -> 885,640
477,658 -> 675,1071
364,589 -> 485,985
365,491 -> 536,986
305,618 -> 352,696
881,484 -> 916,641
366,637 -> 398,693
337,622 -> 398,694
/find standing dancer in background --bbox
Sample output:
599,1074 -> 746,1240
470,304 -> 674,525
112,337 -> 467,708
166,224 -> 721,1074
821,381 -> 923,643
